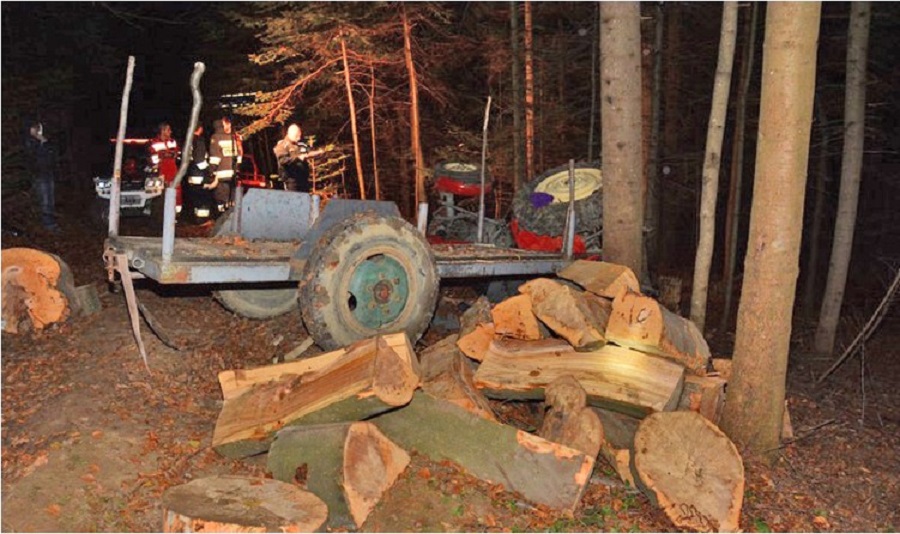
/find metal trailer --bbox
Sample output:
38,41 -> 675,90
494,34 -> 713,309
104,61 -> 580,365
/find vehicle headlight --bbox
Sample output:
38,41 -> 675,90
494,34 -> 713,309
145,178 -> 163,190
94,177 -> 112,192
194,208 -> 211,218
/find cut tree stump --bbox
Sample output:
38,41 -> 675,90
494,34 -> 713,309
593,408 -> 642,487
419,335 -> 496,421
372,391 -> 595,512
606,289 -> 711,375
491,294 -> 544,340
1,248 -> 71,332
519,278 -> 607,349
677,375 -> 727,425
213,333 -> 420,458
161,475 -> 327,533
268,421 -> 410,529
474,338 -> 685,417
557,260 -> 640,299
538,375 -> 603,459
634,411 -> 744,533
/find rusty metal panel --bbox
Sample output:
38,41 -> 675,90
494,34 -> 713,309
238,188 -> 315,241
435,257 -> 572,278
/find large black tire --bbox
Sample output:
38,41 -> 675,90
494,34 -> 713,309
212,209 -> 299,319
433,161 -> 487,185
511,161 -> 603,238
299,212 -> 439,350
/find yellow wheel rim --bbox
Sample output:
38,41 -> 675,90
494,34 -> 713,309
534,168 -> 603,203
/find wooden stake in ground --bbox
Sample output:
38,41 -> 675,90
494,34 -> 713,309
419,335 -> 497,421
557,260 -> 640,299
474,338 -> 685,417
634,411 -> 744,533
519,278 -> 607,349
606,289 -> 711,374
161,475 -> 327,533
1,248 -> 72,332
213,333 -> 419,458
373,391 -> 595,512
268,421 -> 410,529
538,375 -> 604,459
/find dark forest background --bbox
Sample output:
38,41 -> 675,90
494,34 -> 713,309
2,2 -> 899,322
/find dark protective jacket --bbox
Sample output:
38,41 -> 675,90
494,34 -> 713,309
209,120 -> 242,181
273,137 -> 311,192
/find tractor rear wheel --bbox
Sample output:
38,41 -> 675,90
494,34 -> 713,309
299,212 -> 439,350
511,161 -> 603,240
212,209 -> 299,319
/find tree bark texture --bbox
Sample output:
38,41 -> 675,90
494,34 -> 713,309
511,1 -> 523,192
814,2 -> 871,355
600,1 -> 644,275
720,2 -> 821,457
645,4 -> 664,275
341,38 -> 366,200
369,63 -> 381,200
690,2 -> 738,333
722,2 -> 760,332
524,0 -> 535,182
402,8 -> 425,212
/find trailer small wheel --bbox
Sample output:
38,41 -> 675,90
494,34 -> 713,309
212,209 -> 299,319
300,212 -> 439,350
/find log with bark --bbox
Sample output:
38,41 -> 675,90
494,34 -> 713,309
267,421 -> 410,529
518,278 -> 608,349
1,248 -> 72,333
474,338 -> 685,417
212,333 -> 420,458
538,375 -> 603,459
593,408 -> 641,487
456,296 -> 495,361
419,335 -> 496,421
491,293 -> 544,340
676,374 -> 727,425
161,475 -> 328,533
633,411 -> 744,532
557,260 -> 641,299
606,289 -> 711,374
372,391 -> 595,512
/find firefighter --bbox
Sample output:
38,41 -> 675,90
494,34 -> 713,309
207,116 -> 242,213
273,123 -> 312,193
148,122 -> 182,213
185,125 -> 215,220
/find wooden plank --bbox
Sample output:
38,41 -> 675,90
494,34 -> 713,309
474,338 -> 685,417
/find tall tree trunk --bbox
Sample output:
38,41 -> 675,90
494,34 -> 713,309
369,63 -> 381,201
511,2 -> 523,192
690,2 -> 738,333
814,2 -> 871,355
802,100 -> 829,318
721,2 -> 760,332
341,38 -> 366,200
600,2 -> 644,275
587,4 -> 599,162
645,4 -> 664,277
524,0 -> 535,182
720,2 -> 821,458
402,8 -> 425,213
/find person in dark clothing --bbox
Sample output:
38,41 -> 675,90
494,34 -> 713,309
273,124 -> 311,192
24,120 -> 60,231
184,125 -> 215,220
208,117 -> 242,213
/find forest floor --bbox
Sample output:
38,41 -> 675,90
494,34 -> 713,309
1,192 -> 898,533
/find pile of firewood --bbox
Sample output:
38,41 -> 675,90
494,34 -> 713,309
168,261 -> 746,533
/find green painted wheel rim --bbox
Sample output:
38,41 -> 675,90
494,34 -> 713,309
347,254 -> 410,329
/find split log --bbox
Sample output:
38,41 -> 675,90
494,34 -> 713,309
782,400 -> 794,441
676,375 -> 727,425
459,295 -> 492,336
161,475 -> 327,533
557,260 -> 640,299
491,294 -> 544,340
456,323 -> 495,362
213,333 -> 420,458
474,338 -> 685,417
268,421 -> 409,529
419,335 -> 496,421
593,408 -> 641,487
634,411 -> 744,533
519,278 -> 608,349
373,391 -> 595,512
1,248 -> 71,332
606,289 -> 711,375
538,375 -> 603,459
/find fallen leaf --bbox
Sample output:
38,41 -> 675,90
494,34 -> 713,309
89,463 -> 101,474
81,473 -> 96,483
813,516 -> 830,529
46,504 -> 61,517
417,467 -> 431,480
